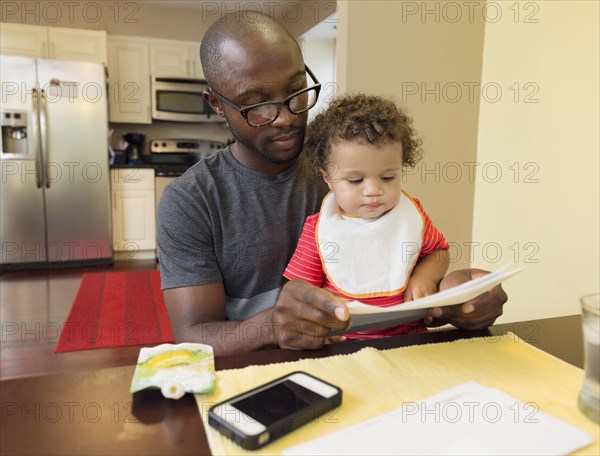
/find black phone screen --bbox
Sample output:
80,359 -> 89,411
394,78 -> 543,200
232,380 -> 324,426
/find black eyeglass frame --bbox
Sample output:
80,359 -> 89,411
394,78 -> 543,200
208,65 -> 321,127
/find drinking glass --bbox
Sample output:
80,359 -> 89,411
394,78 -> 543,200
578,293 -> 600,423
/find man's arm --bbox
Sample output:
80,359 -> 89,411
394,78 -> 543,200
164,283 -> 277,356
165,280 -> 351,355
425,268 -> 508,330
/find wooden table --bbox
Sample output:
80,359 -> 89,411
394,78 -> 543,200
0,316 -> 584,455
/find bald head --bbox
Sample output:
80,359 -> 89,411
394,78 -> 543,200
200,12 -> 301,88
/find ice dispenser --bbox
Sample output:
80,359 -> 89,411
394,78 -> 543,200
1,111 -> 28,155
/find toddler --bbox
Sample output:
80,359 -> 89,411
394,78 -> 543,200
284,94 -> 450,338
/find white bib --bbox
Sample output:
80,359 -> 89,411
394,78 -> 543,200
317,191 -> 424,298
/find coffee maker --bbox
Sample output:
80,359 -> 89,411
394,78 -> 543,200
123,133 -> 146,164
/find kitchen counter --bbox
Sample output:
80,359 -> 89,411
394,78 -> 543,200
110,163 -> 190,177
109,162 -> 155,169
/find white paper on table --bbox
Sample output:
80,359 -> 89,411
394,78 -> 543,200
347,262 -> 523,315
283,381 -> 594,456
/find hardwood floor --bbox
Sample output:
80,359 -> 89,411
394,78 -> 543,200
0,260 -> 159,380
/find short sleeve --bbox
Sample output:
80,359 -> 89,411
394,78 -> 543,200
413,198 -> 450,256
157,184 -> 222,290
283,214 -> 324,287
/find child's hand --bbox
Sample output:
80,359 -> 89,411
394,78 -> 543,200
404,276 -> 438,302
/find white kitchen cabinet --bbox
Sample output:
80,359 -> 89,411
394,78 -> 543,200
0,23 -> 106,64
107,36 -> 151,124
111,168 -> 156,260
150,40 -> 203,78
0,23 -> 48,57
47,27 -> 107,64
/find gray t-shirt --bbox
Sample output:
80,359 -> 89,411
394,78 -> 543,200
157,147 -> 327,320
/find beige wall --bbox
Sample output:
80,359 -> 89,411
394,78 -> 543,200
473,1 -> 600,322
336,0 -> 599,322
336,0 -> 486,272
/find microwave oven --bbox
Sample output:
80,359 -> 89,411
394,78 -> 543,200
151,76 -> 224,123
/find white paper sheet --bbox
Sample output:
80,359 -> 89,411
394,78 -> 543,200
347,262 -> 523,315
283,381 -> 594,456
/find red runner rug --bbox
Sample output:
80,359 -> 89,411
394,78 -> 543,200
55,270 -> 174,353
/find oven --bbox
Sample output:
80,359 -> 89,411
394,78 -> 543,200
151,137 -> 224,213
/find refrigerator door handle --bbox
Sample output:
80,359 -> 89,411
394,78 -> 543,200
39,88 -> 50,189
32,88 -> 43,189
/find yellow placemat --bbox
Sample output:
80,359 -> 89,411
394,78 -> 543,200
195,334 -> 599,455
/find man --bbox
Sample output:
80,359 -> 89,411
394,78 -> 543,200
157,12 -> 507,356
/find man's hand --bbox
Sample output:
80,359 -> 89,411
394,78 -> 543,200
425,269 -> 507,330
273,280 -> 351,350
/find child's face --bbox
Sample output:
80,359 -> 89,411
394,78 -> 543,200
321,140 -> 403,219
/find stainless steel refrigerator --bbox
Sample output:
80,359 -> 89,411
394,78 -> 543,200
1,56 -> 112,267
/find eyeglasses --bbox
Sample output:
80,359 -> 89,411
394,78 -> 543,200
208,65 -> 321,127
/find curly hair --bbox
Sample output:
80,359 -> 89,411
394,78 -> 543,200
305,94 -> 423,176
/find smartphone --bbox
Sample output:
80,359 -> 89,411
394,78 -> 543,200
208,371 -> 342,450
